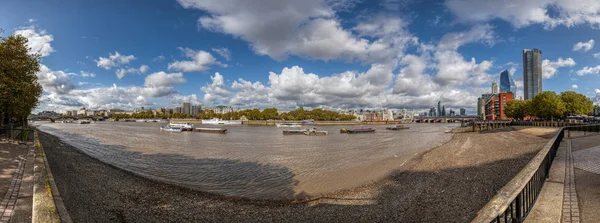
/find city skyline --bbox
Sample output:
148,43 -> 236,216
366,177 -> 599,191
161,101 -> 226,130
2,0 -> 600,114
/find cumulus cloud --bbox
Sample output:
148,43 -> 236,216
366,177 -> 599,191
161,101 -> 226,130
36,64 -> 76,95
144,72 -> 186,88
434,25 -> 496,86
576,65 -> 600,76
96,51 -> 136,70
201,72 -> 231,104
445,0 -> 600,29
571,84 -> 578,89
14,26 -> 54,57
115,65 -> 150,79
541,58 -> 575,78
168,48 -> 226,72
177,0 -> 413,63
80,71 -> 96,78
211,48 -> 231,61
573,39 -> 595,52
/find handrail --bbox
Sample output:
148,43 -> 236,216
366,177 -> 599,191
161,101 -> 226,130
472,127 -> 565,223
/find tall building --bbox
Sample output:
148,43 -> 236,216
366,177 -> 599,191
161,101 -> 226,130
523,49 -> 542,99
441,106 -> 446,116
499,70 -> 516,94
429,107 -> 436,117
460,108 -> 466,116
183,102 -> 191,115
491,80 -> 499,94
437,101 -> 441,117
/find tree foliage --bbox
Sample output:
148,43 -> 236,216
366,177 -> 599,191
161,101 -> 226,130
504,99 -> 531,120
531,91 -> 566,120
560,91 -> 594,115
0,33 -> 42,126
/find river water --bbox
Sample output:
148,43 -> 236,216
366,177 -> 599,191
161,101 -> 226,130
37,122 -> 456,199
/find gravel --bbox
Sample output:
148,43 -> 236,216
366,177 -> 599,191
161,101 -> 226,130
39,127 -> 553,223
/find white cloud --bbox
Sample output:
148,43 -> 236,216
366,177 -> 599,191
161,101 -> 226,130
178,0 -> 413,63
28,18 -> 36,23
153,55 -> 166,62
573,39 -> 595,52
168,48 -> 226,72
594,53 -> 600,58
445,0 -> 600,29
571,84 -> 578,89
211,48 -> 231,61
96,52 -> 136,70
576,65 -> 600,76
36,64 -> 76,95
80,71 -> 96,78
201,72 -> 231,104
115,65 -> 150,79
14,26 -> 54,57
542,58 -> 576,78
144,72 -> 186,88
434,25 -> 496,86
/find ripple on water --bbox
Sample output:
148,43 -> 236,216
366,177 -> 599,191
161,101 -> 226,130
38,122 -> 456,199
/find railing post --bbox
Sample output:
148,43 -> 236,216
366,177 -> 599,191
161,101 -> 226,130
515,193 -> 523,222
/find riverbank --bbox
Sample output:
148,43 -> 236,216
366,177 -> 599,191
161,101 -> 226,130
39,126 -> 556,222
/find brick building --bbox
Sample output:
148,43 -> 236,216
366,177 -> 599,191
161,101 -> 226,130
485,92 -> 513,120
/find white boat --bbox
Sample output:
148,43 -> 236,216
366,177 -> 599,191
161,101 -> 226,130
160,126 -> 182,132
136,119 -> 147,122
78,120 -> 91,124
275,123 -> 303,128
169,122 -> 194,129
202,118 -> 241,125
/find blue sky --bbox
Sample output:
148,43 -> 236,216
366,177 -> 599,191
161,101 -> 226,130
2,0 -> 600,114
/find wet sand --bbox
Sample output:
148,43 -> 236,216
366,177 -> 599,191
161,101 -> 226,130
40,126 -> 556,222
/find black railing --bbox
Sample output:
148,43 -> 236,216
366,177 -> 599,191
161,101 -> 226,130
0,127 -> 35,142
472,128 -> 564,223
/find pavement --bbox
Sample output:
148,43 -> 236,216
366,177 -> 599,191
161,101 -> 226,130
527,131 -> 600,223
0,139 -> 34,223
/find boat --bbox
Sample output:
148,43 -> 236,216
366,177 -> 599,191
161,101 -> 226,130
304,128 -> 328,136
136,119 -> 147,122
202,118 -> 241,125
301,119 -> 316,125
283,129 -> 309,135
78,120 -> 91,124
340,127 -> 376,134
160,126 -> 182,132
169,122 -> 194,129
386,125 -> 410,130
275,123 -> 303,128
194,128 -> 227,134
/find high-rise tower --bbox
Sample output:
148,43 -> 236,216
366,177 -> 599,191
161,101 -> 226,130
492,80 -> 499,94
499,70 -> 516,94
523,49 -> 542,100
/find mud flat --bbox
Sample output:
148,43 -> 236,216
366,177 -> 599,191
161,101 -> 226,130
39,127 -> 556,222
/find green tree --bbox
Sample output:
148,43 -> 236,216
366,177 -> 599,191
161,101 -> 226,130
0,33 -> 43,128
531,91 -> 566,120
560,91 -> 594,116
504,100 -> 532,120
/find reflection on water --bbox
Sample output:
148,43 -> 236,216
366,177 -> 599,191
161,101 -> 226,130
38,122 -> 456,199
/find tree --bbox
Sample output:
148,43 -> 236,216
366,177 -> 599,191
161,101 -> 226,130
0,33 -> 43,128
560,91 -> 594,116
505,100 -> 528,120
531,91 -> 566,120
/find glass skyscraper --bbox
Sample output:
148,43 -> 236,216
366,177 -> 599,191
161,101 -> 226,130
499,70 -> 516,94
523,49 -> 542,100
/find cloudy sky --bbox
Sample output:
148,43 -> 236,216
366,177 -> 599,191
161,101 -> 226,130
2,0 -> 600,114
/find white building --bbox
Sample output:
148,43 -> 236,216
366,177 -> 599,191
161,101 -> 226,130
213,105 -> 233,114
77,108 -> 87,116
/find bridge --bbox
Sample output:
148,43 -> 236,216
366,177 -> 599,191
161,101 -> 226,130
415,116 -> 478,123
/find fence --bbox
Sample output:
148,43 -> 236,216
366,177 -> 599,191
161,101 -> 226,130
473,124 -> 600,222
0,127 -> 35,142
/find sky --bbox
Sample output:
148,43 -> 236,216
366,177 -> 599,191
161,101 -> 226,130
2,0 -> 600,114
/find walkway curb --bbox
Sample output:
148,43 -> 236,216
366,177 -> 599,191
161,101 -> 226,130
32,131 -> 72,223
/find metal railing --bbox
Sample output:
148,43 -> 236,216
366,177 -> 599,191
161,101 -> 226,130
472,128 -> 564,223
473,124 -> 600,222
0,127 -> 35,142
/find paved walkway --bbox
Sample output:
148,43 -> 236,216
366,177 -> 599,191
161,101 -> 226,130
0,139 -> 33,223
571,134 -> 600,223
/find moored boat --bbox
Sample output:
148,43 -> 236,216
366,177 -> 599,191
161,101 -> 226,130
283,129 -> 308,135
195,127 -> 227,134
169,122 -> 193,129
386,125 -> 410,130
202,118 -> 241,125
78,120 -> 91,124
275,123 -> 302,128
160,126 -> 182,132
304,129 -> 328,136
340,127 -> 376,134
